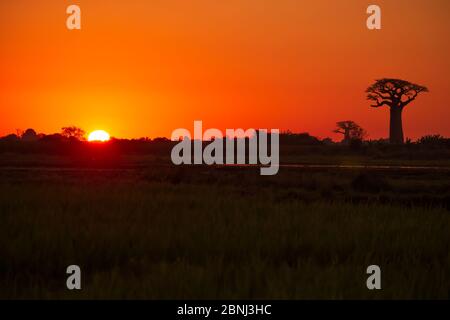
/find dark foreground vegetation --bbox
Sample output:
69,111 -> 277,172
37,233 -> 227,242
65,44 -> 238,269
0,153 -> 449,299
1,131 -> 449,299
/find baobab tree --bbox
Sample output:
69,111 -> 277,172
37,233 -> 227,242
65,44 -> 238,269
366,78 -> 428,144
333,121 -> 367,143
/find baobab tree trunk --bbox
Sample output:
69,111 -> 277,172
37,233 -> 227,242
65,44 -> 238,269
389,107 -> 404,144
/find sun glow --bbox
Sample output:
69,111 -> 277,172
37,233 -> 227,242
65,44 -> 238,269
88,130 -> 110,142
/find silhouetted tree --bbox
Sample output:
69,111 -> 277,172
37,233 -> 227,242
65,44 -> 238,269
15,129 -> 24,137
366,78 -> 428,144
333,121 -> 366,143
21,128 -> 38,141
61,126 -> 86,141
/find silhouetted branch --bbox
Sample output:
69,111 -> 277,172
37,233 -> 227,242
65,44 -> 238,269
370,100 -> 390,108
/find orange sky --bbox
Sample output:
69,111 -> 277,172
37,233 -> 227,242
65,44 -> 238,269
1,0 -> 449,140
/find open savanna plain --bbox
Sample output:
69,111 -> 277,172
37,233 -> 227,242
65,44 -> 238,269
0,155 -> 449,299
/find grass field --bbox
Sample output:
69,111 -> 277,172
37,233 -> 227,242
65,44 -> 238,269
0,162 -> 449,299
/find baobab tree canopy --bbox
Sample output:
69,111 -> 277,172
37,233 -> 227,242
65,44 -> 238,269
367,79 -> 428,109
366,79 -> 428,144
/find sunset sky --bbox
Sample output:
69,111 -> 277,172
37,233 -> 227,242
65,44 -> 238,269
1,0 -> 449,140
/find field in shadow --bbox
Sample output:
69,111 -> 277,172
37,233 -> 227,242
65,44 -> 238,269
0,163 -> 449,299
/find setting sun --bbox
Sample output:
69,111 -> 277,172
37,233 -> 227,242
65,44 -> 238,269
88,130 -> 110,142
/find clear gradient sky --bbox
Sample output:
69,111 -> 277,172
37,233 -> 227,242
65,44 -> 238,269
0,0 -> 449,140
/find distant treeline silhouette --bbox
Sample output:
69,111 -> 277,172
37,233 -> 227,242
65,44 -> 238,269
1,128 -> 449,162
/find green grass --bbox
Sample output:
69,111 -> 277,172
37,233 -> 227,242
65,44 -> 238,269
1,167 -> 449,299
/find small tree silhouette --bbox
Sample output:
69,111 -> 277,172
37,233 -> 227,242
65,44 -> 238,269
333,121 -> 366,143
61,126 -> 86,141
366,78 -> 428,144
21,128 -> 38,141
